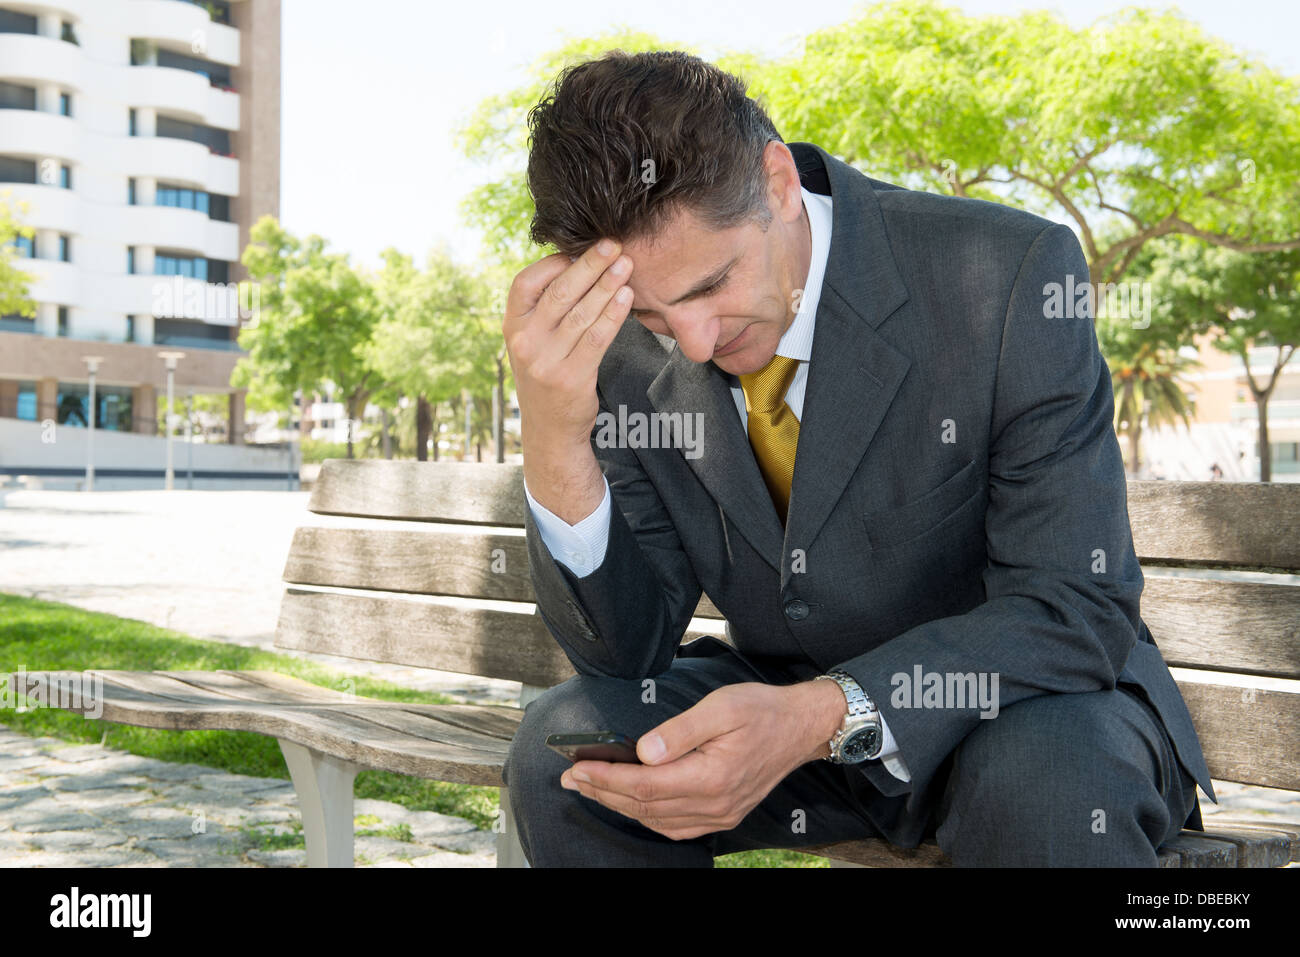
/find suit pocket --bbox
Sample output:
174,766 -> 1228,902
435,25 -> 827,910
862,458 -> 983,549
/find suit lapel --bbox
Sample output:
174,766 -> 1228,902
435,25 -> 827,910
647,345 -> 786,570
645,142 -> 912,576
782,144 -> 912,572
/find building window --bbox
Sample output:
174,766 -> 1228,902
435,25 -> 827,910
156,183 -> 210,214
154,252 -> 208,281
0,11 -> 38,35
0,81 -> 37,111
128,178 -> 136,205
126,315 -> 136,343
208,193 -> 231,222
155,115 -> 231,155
129,107 -> 137,136
59,165 -> 71,189
60,20 -> 78,45
58,235 -> 70,262
11,235 -> 34,258
207,259 -> 229,283
127,246 -> 135,274
59,92 -> 71,116
0,313 -> 37,335
155,48 -> 233,89
0,156 -> 38,183
57,307 -> 69,337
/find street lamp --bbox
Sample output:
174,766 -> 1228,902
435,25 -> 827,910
82,356 -> 103,492
157,351 -> 186,490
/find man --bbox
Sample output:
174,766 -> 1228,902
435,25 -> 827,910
501,49 -> 1214,866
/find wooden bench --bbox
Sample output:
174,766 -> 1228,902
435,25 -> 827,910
12,460 -> 1300,867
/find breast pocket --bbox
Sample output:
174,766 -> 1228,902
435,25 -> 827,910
861,458 -> 983,550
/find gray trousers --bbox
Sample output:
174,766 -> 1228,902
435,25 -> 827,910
503,643 -> 1200,866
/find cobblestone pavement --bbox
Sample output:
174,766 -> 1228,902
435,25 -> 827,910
2,489 -> 1298,866
0,726 -> 497,868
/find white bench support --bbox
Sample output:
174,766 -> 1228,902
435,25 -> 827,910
279,739 -> 362,868
495,683 -> 551,868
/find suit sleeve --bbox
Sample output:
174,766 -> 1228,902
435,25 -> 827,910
833,223 -> 1145,799
525,390 -> 705,680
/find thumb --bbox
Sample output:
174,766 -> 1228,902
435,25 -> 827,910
638,691 -> 735,765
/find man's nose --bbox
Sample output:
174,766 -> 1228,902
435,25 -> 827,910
663,309 -> 721,363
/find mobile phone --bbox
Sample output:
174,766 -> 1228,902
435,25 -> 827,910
546,731 -> 642,764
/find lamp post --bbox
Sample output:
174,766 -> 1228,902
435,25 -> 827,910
157,351 -> 185,490
82,356 -> 103,492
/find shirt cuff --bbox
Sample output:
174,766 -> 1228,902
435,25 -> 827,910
876,713 -> 911,783
522,476 -> 612,579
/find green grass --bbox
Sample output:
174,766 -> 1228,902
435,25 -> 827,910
0,592 -> 826,868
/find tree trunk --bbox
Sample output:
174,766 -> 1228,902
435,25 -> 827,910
416,396 -> 432,462
431,402 -> 439,461
495,353 -> 506,463
1129,422 -> 1141,478
1257,396 -> 1271,482
380,408 -> 392,459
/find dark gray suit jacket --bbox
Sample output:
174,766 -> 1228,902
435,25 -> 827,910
524,141 -> 1215,847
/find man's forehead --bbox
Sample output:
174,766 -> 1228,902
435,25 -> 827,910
622,215 -> 746,305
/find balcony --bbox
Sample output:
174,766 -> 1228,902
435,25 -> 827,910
0,183 -> 79,234
0,33 -> 84,89
121,65 -> 239,130
1231,399 -> 1300,426
0,110 -> 79,164
121,1 -> 240,67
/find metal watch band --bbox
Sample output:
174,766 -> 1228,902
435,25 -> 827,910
814,671 -> 882,762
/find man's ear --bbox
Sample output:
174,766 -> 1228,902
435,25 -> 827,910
762,140 -> 804,226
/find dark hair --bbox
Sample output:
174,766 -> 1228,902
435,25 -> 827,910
525,50 -> 783,257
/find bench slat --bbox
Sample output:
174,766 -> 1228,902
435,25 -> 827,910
10,670 -> 517,787
1142,576 -> 1300,678
1128,481 -> 1300,570
1178,681 -> 1300,791
306,464 -> 1300,572
282,526 -> 725,616
308,460 -> 525,525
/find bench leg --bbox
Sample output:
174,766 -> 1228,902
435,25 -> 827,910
496,787 -> 530,868
278,739 -> 361,868
494,682 -> 549,868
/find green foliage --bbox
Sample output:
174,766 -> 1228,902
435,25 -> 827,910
233,216 -> 381,455
298,437 -> 350,463
0,191 -> 36,319
455,29 -> 690,271
455,2 -> 1300,290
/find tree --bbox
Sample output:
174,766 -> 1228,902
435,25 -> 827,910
1145,240 -> 1300,480
233,216 -> 379,458
0,192 -> 36,318
363,246 -> 505,461
754,2 -> 1300,287
458,5 -> 1300,291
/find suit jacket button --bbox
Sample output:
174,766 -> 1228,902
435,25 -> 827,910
784,599 -> 810,621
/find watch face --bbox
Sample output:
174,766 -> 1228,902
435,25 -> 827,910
841,726 -> 881,763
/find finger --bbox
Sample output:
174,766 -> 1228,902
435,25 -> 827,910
568,751 -> 709,802
639,689 -> 741,765
558,267 -> 635,369
505,253 -> 571,324
531,238 -> 623,329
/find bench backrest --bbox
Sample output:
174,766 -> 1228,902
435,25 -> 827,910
276,460 -> 1300,790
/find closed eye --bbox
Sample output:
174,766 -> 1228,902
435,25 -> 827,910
630,276 -> 728,322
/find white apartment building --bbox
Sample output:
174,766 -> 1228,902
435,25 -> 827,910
0,0 -> 283,486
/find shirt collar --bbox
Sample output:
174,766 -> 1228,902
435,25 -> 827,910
775,186 -> 832,362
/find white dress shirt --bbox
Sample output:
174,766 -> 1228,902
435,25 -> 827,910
523,186 -> 911,782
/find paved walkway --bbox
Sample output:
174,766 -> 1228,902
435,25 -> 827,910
2,489 -> 1298,866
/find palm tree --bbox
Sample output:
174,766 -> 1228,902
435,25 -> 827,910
1109,340 -> 1202,477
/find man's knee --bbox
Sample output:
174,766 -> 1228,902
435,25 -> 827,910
937,689 -> 1177,865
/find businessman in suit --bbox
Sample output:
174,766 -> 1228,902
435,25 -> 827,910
500,50 -> 1214,866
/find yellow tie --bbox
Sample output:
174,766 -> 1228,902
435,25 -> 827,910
738,354 -> 802,524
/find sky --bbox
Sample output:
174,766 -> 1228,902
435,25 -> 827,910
280,0 -> 1300,271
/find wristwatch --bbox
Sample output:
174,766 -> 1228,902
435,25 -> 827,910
814,670 -> 884,764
